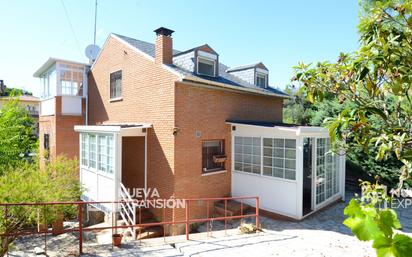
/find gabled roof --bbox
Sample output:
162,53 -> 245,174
111,34 -> 289,98
226,62 -> 268,72
173,43 -> 218,57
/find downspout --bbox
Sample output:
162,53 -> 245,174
85,67 -> 89,125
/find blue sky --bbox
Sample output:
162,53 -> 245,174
0,0 -> 359,96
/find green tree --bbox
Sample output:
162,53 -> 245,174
0,93 -> 38,174
293,0 -> 412,255
0,157 -> 81,256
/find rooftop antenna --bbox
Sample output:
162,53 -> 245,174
93,0 -> 97,45
85,0 -> 100,63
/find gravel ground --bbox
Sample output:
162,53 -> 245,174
8,189 -> 412,257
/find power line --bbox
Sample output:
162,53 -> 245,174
93,0 -> 97,45
60,0 -> 83,57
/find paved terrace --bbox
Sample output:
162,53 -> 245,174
9,190 -> 412,257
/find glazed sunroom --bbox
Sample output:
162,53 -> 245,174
74,124 -> 151,213
227,120 -> 346,220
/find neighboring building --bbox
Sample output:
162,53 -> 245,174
0,80 -> 5,94
34,27 -> 345,234
0,94 -> 40,136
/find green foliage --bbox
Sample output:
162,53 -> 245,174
0,87 -> 32,97
291,0 -> 412,255
344,181 -> 412,257
293,0 -> 412,188
0,157 -> 81,256
0,92 -> 37,173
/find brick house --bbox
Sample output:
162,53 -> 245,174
34,27 -> 345,235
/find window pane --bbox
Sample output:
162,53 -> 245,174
285,159 -> 296,169
243,145 -> 252,154
89,135 -> 96,168
252,165 -> 260,174
273,168 -> 284,178
197,58 -> 215,76
202,140 -> 224,172
274,158 -> 284,168
263,167 -> 272,176
274,139 -> 284,147
274,148 -> 284,158
285,139 -> 296,148
285,169 -> 296,180
285,149 -> 296,159
110,70 -> 122,99
252,155 -> 261,165
263,147 -> 272,156
256,73 -> 266,87
81,134 -> 88,166
263,138 -> 273,147
263,157 -> 272,166
98,135 -> 107,172
235,137 -> 261,175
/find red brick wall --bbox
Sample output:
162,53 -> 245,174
174,82 -> 283,218
121,137 -> 145,190
39,115 -> 56,164
54,97 -> 85,161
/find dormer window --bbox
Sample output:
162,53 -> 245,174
197,57 -> 215,77
256,72 -> 267,88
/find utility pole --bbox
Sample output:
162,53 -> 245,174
93,0 -> 97,45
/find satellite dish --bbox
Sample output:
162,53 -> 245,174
85,44 -> 100,62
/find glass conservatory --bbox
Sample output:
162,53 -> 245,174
228,120 -> 346,220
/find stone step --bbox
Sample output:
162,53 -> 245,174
135,225 -> 164,240
214,200 -> 251,217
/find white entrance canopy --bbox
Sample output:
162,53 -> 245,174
227,120 -> 345,220
74,123 -> 152,213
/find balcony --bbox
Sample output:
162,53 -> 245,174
40,95 -> 84,116
34,58 -> 89,117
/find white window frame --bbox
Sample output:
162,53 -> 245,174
80,132 -> 114,175
202,140 -> 225,173
262,138 -> 296,181
109,70 -> 122,101
256,72 -> 267,88
233,136 -> 262,175
315,137 -> 339,206
197,57 -> 216,77
233,136 -> 297,182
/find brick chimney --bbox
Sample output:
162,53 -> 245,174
154,27 -> 174,65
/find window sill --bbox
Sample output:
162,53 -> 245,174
109,97 -> 123,102
201,169 -> 227,176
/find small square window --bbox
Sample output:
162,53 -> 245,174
197,57 -> 215,77
256,73 -> 267,87
202,140 -> 224,173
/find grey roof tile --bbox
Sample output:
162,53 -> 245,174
113,33 -> 288,97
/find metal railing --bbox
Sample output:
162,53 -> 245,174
0,196 -> 259,255
119,183 -> 137,238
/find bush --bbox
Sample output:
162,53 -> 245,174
0,157 -> 81,256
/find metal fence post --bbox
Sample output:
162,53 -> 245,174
256,197 -> 260,229
185,200 -> 189,240
5,205 -> 8,257
43,205 -> 47,255
78,204 -> 83,255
